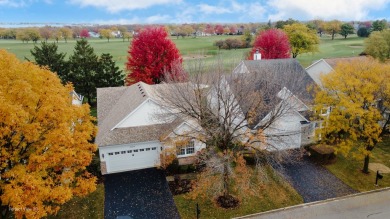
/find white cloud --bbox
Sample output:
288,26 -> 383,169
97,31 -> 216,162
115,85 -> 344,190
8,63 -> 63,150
0,0 -> 29,7
93,14 -> 171,24
267,0 -> 390,21
246,2 -> 267,20
68,0 -> 182,13
197,3 -> 231,14
196,0 -> 267,20
0,0 -> 53,7
145,14 -> 171,23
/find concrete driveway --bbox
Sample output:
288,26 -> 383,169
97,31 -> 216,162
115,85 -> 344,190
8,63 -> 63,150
276,156 -> 356,203
104,168 -> 180,219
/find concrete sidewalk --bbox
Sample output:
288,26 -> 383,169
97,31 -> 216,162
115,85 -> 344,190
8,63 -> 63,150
235,188 -> 390,219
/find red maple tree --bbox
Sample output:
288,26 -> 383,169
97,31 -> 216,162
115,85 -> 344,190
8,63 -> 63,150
125,26 -> 185,85
80,29 -> 90,38
214,24 -> 224,35
249,29 -> 291,60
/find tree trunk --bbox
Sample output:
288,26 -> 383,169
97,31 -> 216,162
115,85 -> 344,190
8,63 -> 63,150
223,162 -> 229,197
363,154 -> 370,173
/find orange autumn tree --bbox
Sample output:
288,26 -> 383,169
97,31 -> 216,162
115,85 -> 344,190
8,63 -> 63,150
314,58 -> 390,173
0,50 -> 97,219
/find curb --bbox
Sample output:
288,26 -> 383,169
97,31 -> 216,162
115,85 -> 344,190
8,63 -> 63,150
234,187 -> 390,219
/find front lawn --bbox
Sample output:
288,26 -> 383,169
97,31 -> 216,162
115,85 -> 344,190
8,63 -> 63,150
174,167 -> 303,219
47,183 -> 104,219
325,135 -> 390,192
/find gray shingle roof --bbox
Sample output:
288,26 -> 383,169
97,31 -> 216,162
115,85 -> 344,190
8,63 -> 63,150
323,56 -> 368,69
238,59 -> 316,102
96,82 -> 168,147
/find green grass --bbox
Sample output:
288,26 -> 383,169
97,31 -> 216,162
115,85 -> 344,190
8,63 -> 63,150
47,184 -> 104,219
174,168 -> 303,219
0,35 -> 246,71
324,135 -> 390,192
0,34 -> 365,70
297,34 -> 365,67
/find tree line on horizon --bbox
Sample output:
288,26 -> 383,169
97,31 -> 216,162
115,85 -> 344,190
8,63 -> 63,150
0,19 -> 388,43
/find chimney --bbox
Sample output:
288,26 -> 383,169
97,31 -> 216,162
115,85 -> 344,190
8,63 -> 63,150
254,49 -> 261,60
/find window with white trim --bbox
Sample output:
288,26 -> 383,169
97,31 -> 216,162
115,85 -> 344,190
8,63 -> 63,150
177,140 -> 195,156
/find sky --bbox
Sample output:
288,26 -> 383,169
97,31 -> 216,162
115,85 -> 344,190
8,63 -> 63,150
0,0 -> 389,26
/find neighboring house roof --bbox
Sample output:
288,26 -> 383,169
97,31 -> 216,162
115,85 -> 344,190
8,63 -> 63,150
229,59 -> 315,128
233,59 -> 316,103
306,56 -> 368,87
96,82 -> 173,147
323,56 -> 367,68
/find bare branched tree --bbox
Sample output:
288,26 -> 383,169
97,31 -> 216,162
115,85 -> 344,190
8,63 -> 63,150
154,58 -> 313,207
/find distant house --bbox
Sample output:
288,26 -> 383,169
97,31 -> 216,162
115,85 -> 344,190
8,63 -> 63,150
305,56 -> 368,87
88,31 -> 100,38
96,82 -> 205,174
111,30 -> 121,38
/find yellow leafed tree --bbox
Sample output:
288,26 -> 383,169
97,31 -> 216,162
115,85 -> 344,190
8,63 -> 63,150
0,50 -> 97,219
314,58 -> 390,173
283,23 -> 319,58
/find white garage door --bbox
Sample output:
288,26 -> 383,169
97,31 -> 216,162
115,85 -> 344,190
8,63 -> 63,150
106,142 -> 161,173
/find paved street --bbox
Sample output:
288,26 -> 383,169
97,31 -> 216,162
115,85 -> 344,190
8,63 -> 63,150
235,188 -> 390,219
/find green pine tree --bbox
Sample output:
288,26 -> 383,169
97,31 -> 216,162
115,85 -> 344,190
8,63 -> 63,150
96,53 -> 124,88
68,39 -> 98,105
29,42 -> 68,83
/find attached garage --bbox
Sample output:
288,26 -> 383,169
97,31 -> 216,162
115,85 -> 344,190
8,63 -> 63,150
100,141 -> 162,174
97,83 -> 205,175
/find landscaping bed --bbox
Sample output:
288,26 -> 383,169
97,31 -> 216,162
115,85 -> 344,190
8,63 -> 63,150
307,144 -> 336,164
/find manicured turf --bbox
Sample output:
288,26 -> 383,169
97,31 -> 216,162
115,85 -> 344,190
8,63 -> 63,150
324,135 -> 390,192
0,35 -> 245,71
297,34 -> 365,67
174,166 -> 303,219
0,34 -> 365,70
